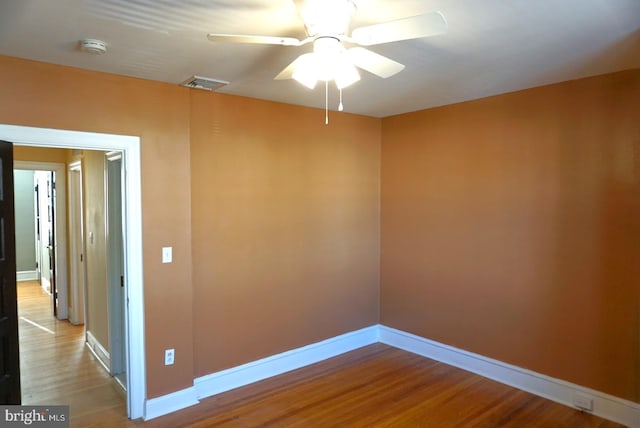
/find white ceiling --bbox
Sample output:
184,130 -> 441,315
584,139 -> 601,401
0,0 -> 638,118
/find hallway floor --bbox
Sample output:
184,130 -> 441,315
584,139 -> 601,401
17,280 -> 127,425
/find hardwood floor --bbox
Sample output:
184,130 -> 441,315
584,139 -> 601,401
17,281 -> 127,426
17,280 -> 624,427
136,344 -> 623,428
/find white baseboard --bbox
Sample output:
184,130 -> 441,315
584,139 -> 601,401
144,386 -> 199,421
143,325 -> 378,421
86,330 -> 110,373
141,325 -> 639,427
379,325 -> 640,428
194,325 -> 379,400
17,270 -> 38,281
40,277 -> 51,294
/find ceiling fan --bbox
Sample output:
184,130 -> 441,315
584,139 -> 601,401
207,0 -> 447,91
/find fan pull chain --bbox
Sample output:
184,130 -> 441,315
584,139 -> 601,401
338,88 -> 344,111
325,80 -> 329,125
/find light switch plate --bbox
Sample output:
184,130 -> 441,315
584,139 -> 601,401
162,247 -> 172,263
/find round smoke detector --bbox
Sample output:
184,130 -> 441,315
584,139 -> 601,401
80,39 -> 107,54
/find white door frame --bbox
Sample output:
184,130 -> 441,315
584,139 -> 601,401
0,124 -> 145,420
15,161 -> 68,320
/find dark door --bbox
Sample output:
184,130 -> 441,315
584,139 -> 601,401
47,172 -> 56,317
0,140 -> 20,404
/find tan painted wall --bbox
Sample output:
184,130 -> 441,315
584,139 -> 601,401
0,55 -> 194,398
380,69 -> 640,402
190,91 -> 381,375
14,146 -> 70,163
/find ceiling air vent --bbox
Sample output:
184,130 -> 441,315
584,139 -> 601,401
180,75 -> 229,91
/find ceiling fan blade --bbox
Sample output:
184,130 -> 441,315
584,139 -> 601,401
350,11 -> 447,46
292,0 -> 307,18
207,33 -> 311,47
346,47 -> 405,78
292,0 -> 313,34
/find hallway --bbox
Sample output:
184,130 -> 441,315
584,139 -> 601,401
17,280 -> 127,425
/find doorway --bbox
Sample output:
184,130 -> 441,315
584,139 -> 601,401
0,124 -> 145,420
34,171 -> 54,297
14,161 -> 68,321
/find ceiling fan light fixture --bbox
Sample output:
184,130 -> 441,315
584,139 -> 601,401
292,70 -> 318,90
291,40 -> 360,90
292,54 -> 319,89
334,62 -> 360,90
313,37 -> 343,81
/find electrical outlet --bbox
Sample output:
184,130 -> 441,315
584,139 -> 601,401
164,348 -> 175,366
573,392 -> 594,411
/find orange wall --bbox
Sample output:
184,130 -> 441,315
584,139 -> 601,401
0,56 -> 194,398
190,91 -> 380,375
380,69 -> 640,402
4,52 -> 638,405
14,146 -> 70,163
0,54 -> 381,398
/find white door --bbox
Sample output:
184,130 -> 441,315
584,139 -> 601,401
106,152 -> 126,385
68,161 -> 86,325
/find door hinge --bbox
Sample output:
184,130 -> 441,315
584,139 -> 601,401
120,275 -> 124,287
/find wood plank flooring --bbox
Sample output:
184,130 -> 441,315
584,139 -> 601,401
136,344 -> 623,428
17,281 -> 127,426
18,280 -> 625,427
